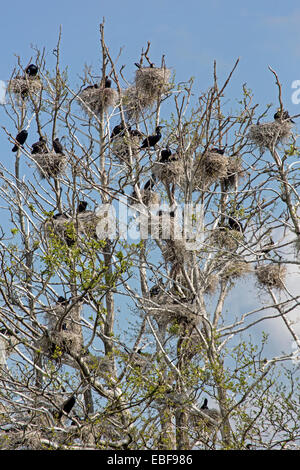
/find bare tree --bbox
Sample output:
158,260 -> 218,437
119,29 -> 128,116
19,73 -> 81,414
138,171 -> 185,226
0,23 -> 299,450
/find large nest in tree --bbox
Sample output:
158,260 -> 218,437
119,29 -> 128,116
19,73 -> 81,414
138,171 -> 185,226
129,189 -> 161,208
193,152 -> 229,189
190,407 -> 221,433
221,155 -> 245,189
220,260 -> 252,280
38,302 -> 83,364
32,152 -> 67,179
247,121 -> 293,150
8,76 -> 42,98
78,86 -> 118,116
147,293 -> 200,328
135,67 -> 171,101
255,264 -> 287,290
122,86 -> 154,121
111,134 -> 142,164
210,228 -> 243,251
45,211 -> 101,246
152,158 -> 185,186
162,239 -> 192,265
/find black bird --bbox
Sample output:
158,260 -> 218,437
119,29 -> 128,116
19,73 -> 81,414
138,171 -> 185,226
0,328 -> 14,337
57,395 -> 76,420
159,147 -> 172,163
25,64 -> 38,77
228,215 -> 244,233
211,147 -> 226,155
57,296 -> 69,305
104,76 -> 112,88
140,126 -> 163,149
129,128 -> 143,138
110,123 -> 125,139
77,200 -> 88,213
200,398 -> 208,410
12,130 -> 28,152
274,109 -> 295,123
31,136 -> 47,155
150,285 -> 161,297
83,83 -> 99,92
53,137 -> 63,154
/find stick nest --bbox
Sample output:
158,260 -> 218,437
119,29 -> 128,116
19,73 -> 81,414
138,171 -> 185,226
129,189 -> 161,207
112,134 -> 142,163
78,87 -> 118,116
210,228 -> 243,251
122,86 -> 154,121
193,152 -> 229,189
32,152 -> 66,179
39,303 -> 84,361
152,158 -> 185,186
45,211 -> 101,245
8,76 -> 42,97
221,260 -> 252,280
255,264 -> 287,289
248,121 -> 293,150
148,294 -> 200,328
135,67 -> 171,100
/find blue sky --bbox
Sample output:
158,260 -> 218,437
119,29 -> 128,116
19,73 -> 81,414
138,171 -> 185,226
1,0 -> 300,359
1,0 -> 300,110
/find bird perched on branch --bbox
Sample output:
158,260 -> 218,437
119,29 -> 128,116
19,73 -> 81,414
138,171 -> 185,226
82,83 -> 99,92
104,76 -> 112,88
25,64 -> 39,77
110,123 -> 125,139
228,215 -> 244,233
274,109 -> 295,123
31,136 -> 47,154
12,130 -> 28,152
159,147 -> 173,163
53,137 -> 63,154
140,126 -> 163,149
211,147 -> 226,155
77,200 -> 88,213
200,398 -> 209,410
56,395 -> 76,420
56,296 -> 69,305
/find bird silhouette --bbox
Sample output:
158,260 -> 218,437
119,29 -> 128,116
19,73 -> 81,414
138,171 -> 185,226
82,83 -> 99,92
110,123 -> 125,139
104,76 -> 112,88
53,137 -> 63,154
57,395 -> 76,420
274,109 -> 295,123
200,398 -> 208,410
31,136 -> 47,154
211,147 -> 226,155
12,130 -> 28,152
25,64 -> 38,77
77,200 -> 88,213
228,215 -> 244,233
57,296 -> 69,305
159,147 -> 172,163
140,126 -> 163,149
